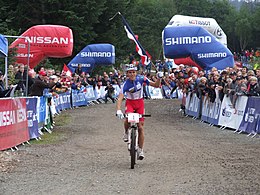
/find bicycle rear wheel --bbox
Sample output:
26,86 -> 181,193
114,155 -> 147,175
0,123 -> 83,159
130,128 -> 136,169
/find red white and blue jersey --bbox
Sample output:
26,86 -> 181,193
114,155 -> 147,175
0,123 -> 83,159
120,75 -> 151,100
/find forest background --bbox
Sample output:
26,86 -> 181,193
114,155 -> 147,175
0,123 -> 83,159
0,0 -> 259,73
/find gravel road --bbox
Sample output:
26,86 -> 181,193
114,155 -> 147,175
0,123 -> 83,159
1,99 -> 260,195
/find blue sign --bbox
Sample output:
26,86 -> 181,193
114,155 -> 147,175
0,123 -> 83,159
163,26 -> 234,70
67,43 -> 115,73
71,91 -> 88,107
38,96 -> 46,124
239,97 -> 260,134
26,97 -> 40,139
0,34 -> 8,57
53,92 -> 71,112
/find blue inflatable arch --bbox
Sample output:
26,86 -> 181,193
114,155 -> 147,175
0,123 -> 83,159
163,26 -> 234,70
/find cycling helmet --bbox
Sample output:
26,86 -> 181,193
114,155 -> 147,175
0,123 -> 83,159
125,64 -> 137,71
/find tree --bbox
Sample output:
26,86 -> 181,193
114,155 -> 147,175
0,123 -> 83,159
235,4 -> 253,51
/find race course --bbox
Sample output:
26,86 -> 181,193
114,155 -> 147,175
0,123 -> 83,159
1,99 -> 260,195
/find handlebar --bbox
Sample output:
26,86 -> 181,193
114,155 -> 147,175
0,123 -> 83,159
116,114 -> 151,118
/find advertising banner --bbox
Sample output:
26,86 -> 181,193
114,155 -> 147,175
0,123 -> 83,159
71,91 -> 88,107
0,34 -> 8,57
9,25 -> 73,68
239,97 -> 260,134
148,86 -> 163,99
186,92 -> 200,118
113,85 -> 121,98
67,43 -> 115,73
163,26 -> 234,70
84,86 -> 96,101
53,92 -> 71,112
26,97 -> 40,139
218,95 -> 248,129
37,96 -> 47,124
0,98 -> 29,150
162,85 -> 172,99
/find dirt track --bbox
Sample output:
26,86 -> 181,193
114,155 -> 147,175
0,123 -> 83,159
1,99 -> 260,195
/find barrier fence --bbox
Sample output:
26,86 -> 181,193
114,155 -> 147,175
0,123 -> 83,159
185,91 -> 260,137
0,84 -> 259,151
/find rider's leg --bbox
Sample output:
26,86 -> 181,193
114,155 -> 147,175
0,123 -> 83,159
124,119 -> 130,133
123,119 -> 130,142
137,121 -> 144,149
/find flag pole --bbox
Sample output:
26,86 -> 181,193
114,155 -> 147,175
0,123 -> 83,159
109,12 -> 121,21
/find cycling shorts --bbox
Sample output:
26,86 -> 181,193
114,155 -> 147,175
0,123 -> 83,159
125,98 -> 145,121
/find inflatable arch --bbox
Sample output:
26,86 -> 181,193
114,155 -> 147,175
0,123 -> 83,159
166,15 -> 227,46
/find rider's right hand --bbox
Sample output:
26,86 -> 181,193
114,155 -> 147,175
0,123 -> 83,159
116,110 -> 124,119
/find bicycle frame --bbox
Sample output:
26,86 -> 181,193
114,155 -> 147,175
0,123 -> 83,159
126,113 -> 140,169
117,112 -> 151,169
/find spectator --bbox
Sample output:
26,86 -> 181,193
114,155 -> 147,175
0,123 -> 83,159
246,76 -> 260,96
104,82 -> 115,103
223,78 -> 235,102
75,64 -> 83,76
29,70 -> 56,96
15,64 -> 26,94
196,77 -> 208,99
256,69 -> 260,85
232,76 -> 247,106
8,65 -> 16,85
14,64 -> 34,96
0,70 -> 12,98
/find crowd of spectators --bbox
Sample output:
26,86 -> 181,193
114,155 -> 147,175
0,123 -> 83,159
159,65 -> 260,110
0,63 -> 128,99
1,48 -> 260,108
233,48 -> 260,63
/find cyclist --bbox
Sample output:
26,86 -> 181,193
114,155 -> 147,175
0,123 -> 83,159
116,64 -> 163,160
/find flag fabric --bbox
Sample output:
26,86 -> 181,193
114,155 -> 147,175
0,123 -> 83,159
120,13 -> 150,65
62,63 -> 72,77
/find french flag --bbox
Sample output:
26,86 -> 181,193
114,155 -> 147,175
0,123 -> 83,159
120,13 -> 150,65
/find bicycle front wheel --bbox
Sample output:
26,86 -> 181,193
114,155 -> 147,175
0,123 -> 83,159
130,128 -> 136,169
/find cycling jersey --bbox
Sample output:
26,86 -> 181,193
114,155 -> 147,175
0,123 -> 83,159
120,75 -> 151,100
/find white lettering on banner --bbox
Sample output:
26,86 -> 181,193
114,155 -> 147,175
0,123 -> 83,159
27,110 -> 33,118
165,36 -> 211,45
73,94 -> 86,103
18,43 -> 26,48
17,53 -> 34,58
17,108 -> 26,123
80,52 -> 113,58
27,110 -> 37,128
189,20 -> 210,26
55,95 -> 70,106
0,110 -> 16,126
28,120 -> 33,127
25,36 -> 69,44
198,52 -> 227,59
244,107 -> 259,123
71,63 -> 91,67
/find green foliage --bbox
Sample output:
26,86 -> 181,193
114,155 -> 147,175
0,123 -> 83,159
235,4 -> 253,50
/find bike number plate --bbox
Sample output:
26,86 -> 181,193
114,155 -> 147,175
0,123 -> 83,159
128,113 -> 140,123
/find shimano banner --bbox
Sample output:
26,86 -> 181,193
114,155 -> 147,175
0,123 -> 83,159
166,15 -> 227,46
67,43 -> 115,73
163,26 -> 234,70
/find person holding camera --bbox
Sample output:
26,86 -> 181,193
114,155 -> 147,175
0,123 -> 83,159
105,82 -> 115,103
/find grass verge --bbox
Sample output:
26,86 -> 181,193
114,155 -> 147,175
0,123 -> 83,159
30,113 -> 72,145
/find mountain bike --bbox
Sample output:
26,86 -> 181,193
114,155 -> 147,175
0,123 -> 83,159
124,113 -> 151,169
